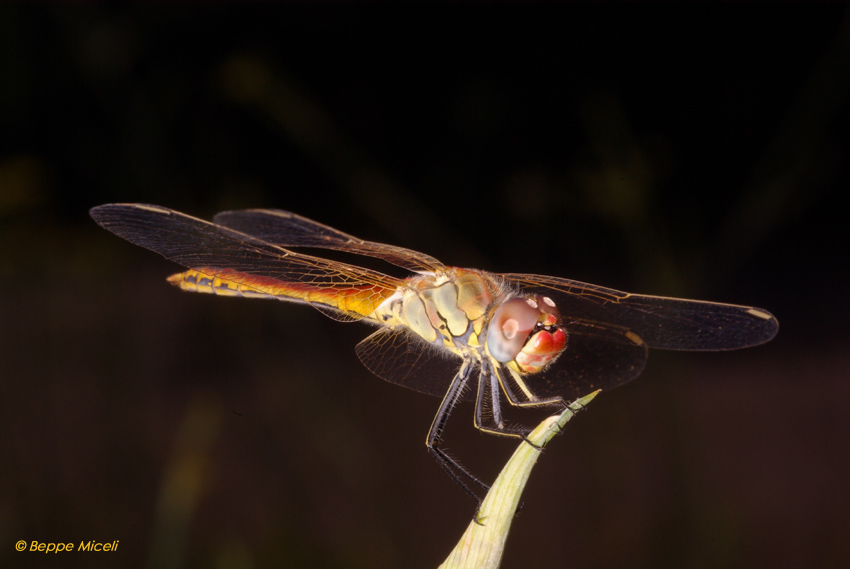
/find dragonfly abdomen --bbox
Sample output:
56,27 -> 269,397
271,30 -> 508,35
168,269 -> 272,298
168,267 -> 395,318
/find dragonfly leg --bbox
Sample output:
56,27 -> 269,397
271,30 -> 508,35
473,364 -> 533,439
473,361 -> 571,451
426,359 -> 490,502
496,364 -> 567,410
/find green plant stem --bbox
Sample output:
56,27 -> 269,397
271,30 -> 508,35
439,390 -> 600,569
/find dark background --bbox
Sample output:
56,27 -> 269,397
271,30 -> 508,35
2,4 -> 848,569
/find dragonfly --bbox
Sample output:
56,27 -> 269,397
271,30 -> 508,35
90,203 -> 778,499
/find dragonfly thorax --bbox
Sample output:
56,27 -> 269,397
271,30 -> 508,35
372,269 -> 567,375
373,269 -> 501,359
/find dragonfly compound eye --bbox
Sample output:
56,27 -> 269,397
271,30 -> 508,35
486,297 -> 540,362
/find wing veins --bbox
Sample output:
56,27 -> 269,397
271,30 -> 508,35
213,209 -> 446,272
90,204 -> 404,297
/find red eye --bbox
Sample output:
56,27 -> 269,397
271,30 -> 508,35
534,294 -> 559,316
486,298 -> 539,362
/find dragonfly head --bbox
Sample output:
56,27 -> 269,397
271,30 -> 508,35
486,294 -> 567,373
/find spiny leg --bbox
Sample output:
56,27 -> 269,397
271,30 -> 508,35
474,361 -> 567,449
426,359 -> 490,503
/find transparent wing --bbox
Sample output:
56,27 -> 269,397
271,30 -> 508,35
355,319 -> 649,402
90,204 -> 403,320
501,273 -> 779,351
519,319 -> 648,401
213,209 -> 446,273
354,328 -> 465,399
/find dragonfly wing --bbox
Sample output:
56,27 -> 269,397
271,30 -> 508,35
355,328 -> 472,401
501,273 -> 779,351
213,209 -> 446,273
518,319 -> 648,400
90,204 -> 403,320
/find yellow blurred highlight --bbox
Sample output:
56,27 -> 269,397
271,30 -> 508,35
0,154 -> 48,212
146,393 -> 224,569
